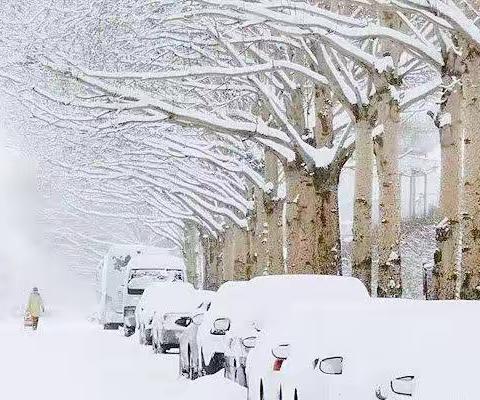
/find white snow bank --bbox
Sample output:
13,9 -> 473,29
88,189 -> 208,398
176,371 -> 246,400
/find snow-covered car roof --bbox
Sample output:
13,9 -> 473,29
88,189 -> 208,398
106,244 -> 177,257
200,281 -> 251,328
245,275 -> 369,326
265,300 -> 480,395
138,282 -> 197,316
248,274 -> 369,300
127,253 -> 186,271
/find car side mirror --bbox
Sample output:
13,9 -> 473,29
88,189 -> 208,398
192,313 -> 204,325
252,320 -> 263,332
242,336 -> 257,349
319,357 -> 343,375
210,318 -> 231,335
391,376 -> 415,396
175,317 -> 192,328
272,344 -> 290,360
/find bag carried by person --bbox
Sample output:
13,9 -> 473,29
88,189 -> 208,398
24,312 -> 33,328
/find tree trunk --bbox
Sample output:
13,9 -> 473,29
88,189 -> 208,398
251,185 -> 268,276
433,48 -> 464,300
460,43 -> 480,300
201,234 -> 223,290
374,122 -> 402,297
373,11 -> 403,298
313,171 -> 341,275
263,151 -> 285,275
285,163 -> 317,274
183,221 -> 200,287
232,226 -> 250,281
352,120 -> 374,293
285,162 -> 342,275
222,226 -> 235,282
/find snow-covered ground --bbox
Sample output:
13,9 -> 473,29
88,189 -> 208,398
0,316 -> 245,400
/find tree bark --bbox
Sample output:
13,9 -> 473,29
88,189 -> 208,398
251,185 -> 269,276
183,221 -> 200,287
374,111 -> 402,297
285,161 -> 342,275
285,162 -> 317,274
460,43 -> 480,299
433,48 -> 464,300
200,234 -> 223,290
263,151 -> 285,275
313,170 -> 341,275
374,11 -> 403,298
232,226 -> 250,281
222,226 -> 235,282
352,119 -> 374,293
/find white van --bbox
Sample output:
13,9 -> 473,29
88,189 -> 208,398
97,245 -> 185,330
97,245 -> 146,329
122,252 -> 187,336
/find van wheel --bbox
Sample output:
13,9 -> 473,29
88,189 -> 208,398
159,343 -> 168,354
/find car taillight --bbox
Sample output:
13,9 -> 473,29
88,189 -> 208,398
273,358 -> 284,371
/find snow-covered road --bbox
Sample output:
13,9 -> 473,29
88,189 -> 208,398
0,317 -> 245,400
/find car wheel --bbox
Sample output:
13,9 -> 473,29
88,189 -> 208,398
294,389 -> 298,400
278,386 -> 282,400
124,326 -> 134,337
260,381 -> 264,400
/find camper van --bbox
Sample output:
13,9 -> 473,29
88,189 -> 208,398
97,245 -> 147,329
122,252 -> 187,336
97,245 -> 184,330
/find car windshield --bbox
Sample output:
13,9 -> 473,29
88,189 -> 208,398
127,269 -> 184,289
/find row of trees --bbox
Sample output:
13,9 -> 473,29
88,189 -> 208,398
1,0 -> 479,298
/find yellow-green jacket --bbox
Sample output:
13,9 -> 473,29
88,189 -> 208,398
26,293 -> 45,318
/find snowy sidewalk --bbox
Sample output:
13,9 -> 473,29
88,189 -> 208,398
0,317 -> 245,400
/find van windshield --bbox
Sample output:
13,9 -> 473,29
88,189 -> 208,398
127,269 -> 185,295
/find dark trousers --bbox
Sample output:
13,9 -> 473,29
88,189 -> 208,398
32,316 -> 39,330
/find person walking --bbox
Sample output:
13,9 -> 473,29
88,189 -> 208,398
26,287 -> 45,330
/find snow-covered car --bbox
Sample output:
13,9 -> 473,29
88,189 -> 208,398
250,299 -> 480,400
190,281 -> 250,376
224,275 -> 370,387
149,283 -> 199,353
135,282 -> 192,345
123,252 -> 187,336
179,290 -> 216,378
373,300 -> 480,400
246,302 -> 396,400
